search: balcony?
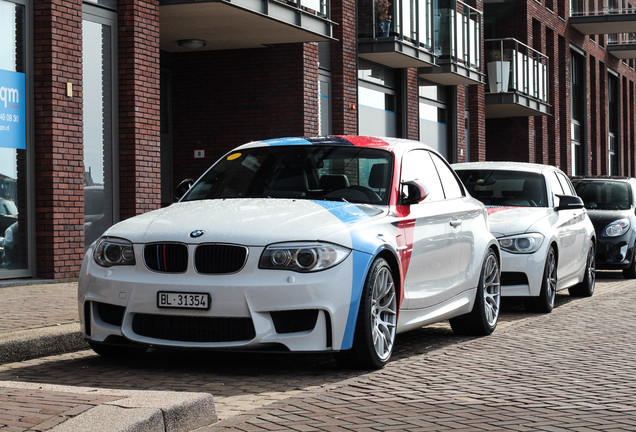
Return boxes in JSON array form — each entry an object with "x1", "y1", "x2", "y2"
[
  {"x1": 419, "y1": 0, "x2": 483, "y2": 85},
  {"x1": 569, "y1": 0, "x2": 636, "y2": 35},
  {"x1": 160, "y1": 0, "x2": 334, "y2": 52},
  {"x1": 484, "y1": 39, "x2": 550, "y2": 118},
  {"x1": 358, "y1": 0, "x2": 436, "y2": 68},
  {"x1": 608, "y1": 33, "x2": 636, "y2": 58}
]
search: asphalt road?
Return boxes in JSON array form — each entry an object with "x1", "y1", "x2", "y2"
[{"x1": 1, "y1": 271, "x2": 635, "y2": 431}]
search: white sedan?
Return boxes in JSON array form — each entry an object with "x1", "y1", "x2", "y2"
[
  {"x1": 79, "y1": 136, "x2": 501, "y2": 369},
  {"x1": 453, "y1": 162, "x2": 596, "y2": 313}
]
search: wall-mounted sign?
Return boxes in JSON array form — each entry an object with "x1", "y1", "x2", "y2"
[
  {"x1": 0, "y1": 69, "x2": 26, "y2": 150},
  {"x1": 194, "y1": 149, "x2": 205, "y2": 159}
]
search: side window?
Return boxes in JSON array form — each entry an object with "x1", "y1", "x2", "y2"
[
  {"x1": 400, "y1": 150, "x2": 444, "y2": 201},
  {"x1": 549, "y1": 172, "x2": 565, "y2": 203},
  {"x1": 556, "y1": 172, "x2": 575, "y2": 195},
  {"x1": 430, "y1": 152, "x2": 464, "y2": 199}
]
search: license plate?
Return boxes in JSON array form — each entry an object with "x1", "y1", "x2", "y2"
[{"x1": 157, "y1": 292, "x2": 210, "y2": 310}]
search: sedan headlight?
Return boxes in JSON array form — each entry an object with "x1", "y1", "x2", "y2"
[
  {"x1": 604, "y1": 218, "x2": 630, "y2": 237},
  {"x1": 259, "y1": 242, "x2": 351, "y2": 272},
  {"x1": 498, "y1": 233, "x2": 544, "y2": 254},
  {"x1": 94, "y1": 237, "x2": 136, "y2": 267}
]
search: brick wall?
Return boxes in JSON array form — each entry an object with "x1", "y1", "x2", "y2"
[
  {"x1": 485, "y1": 0, "x2": 636, "y2": 175},
  {"x1": 118, "y1": 0, "x2": 162, "y2": 220},
  {"x1": 34, "y1": 0, "x2": 84, "y2": 279},
  {"x1": 330, "y1": 0, "x2": 358, "y2": 134},
  {"x1": 170, "y1": 44, "x2": 320, "y2": 184}
]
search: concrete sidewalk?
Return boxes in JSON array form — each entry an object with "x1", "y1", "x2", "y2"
[{"x1": 0, "y1": 281, "x2": 218, "y2": 431}]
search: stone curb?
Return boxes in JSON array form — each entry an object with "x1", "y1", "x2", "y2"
[
  {"x1": 0, "y1": 382, "x2": 218, "y2": 432},
  {"x1": 0, "y1": 323, "x2": 88, "y2": 364}
]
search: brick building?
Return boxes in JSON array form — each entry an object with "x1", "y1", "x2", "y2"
[{"x1": 0, "y1": 0, "x2": 634, "y2": 280}]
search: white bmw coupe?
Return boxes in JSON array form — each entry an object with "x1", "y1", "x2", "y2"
[
  {"x1": 454, "y1": 162, "x2": 596, "y2": 313},
  {"x1": 79, "y1": 136, "x2": 501, "y2": 369}
]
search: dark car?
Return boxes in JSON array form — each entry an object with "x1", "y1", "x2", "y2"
[{"x1": 572, "y1": 177, "x2": 636, "y2": 278}]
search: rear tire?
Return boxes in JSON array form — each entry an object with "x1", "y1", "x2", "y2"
[
  {"x1": 335, "y1": 258, "x2": 397, "y2": 369},
  {"x1": 450, "y1": 249, "x2": 501, "y2": 335},
  {"x1": 569, "y1": 243, "x2": 596, "y2": 297},
  {"x1": 526, "y1": 246, "x2": 557, "y2": 313}
]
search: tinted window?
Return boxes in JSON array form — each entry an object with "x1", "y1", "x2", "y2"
[
  {"x1": 182, "y1": 145, "x2": 393, "y2": 205},
  {"x1": 574, "y1": 181, "x2": 631, "y2": 210},
  {"x1": 456, "y1": 169, "x2": 547, "y2": 207}
]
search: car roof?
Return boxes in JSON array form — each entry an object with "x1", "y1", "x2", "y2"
[
  {"x1": 452, "y1": 161, "x2": 561, "y2": 175},
  {"x1": 234, "y1": 136, "x2": 436, "y2": 157}
]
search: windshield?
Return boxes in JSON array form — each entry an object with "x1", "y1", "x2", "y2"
[
  {"x1": 456, "y1": 169, "x2": 548, "y2": 207},
  {"x1": 182, "y1": 145, "x2": 393, "y2": 205},
  {"x1": 573, "y1": 181, "x2": 631, "y2": 210}
]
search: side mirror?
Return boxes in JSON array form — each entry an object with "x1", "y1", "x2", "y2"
[
  {"x1": 400, "y1": 180, "x2": 429, "y2": 205},
  {"x1": 175, "y1": 178, "x2": 194, "y2": 200},
  {"x1": 556, "y1": 194, "x2": 584, "y2": 211}
]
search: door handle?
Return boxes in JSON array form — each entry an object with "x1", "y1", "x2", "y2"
[{"x1": 450, "y1": 218, "x2": 462, "y2": 228}]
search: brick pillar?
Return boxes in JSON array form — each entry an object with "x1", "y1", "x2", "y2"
[
  {"x1": 34, "y1": 0, "x2": 84, "y2": 279},
  {"x1": 118, "y1": 0, "x2": 161, "y2": 220},
  {"x1": 468, "y1": 84, "x2": 486, "y2": 162},
  {"x1": 405, "y1": 69, "x2": 419, "y2": 140},
  {"x1": 331, "y1": 0, "x2": 358, "y2": 134}
]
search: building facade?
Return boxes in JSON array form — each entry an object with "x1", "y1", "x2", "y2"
[{"x1": 0, "y1": 0, "x2": 634, "y2": 280}]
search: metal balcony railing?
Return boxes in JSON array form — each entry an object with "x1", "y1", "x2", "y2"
[
  {"x1": 435, "y1": 0, "x2": 482, "y2": 70},
  {"x1": 358, "y1": 0, "x2": 434, "y2": 50},
  {"x1": 273, "y1": 0, "x2": 329, "y2": 17},
  {"x1": 485, "y1": 38, "x2": 549, "y2": 103},
  {"x1": 608, "y1": 32, "x2": 636, "y2": 44},
  {"x1": 570, "y1": 0, "x2": 636, "y2": 16}
]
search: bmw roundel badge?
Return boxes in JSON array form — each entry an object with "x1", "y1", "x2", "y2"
[{"x1": 190, "y1": 230, "x2": 205, "y2": 238}]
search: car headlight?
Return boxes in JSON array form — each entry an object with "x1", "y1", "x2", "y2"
[
  {"x1": 498, "y1": 233, "x2": 544, "y2": 254},
  {"x1": 259, "y1": 242, "x2": 351, "y2": 272},
  {"x1": 604, "y1": 219, "x2": 630, "y2": 237},
  {"x1": 94, "y1": 237, "x2": 136, "y2": 267}
]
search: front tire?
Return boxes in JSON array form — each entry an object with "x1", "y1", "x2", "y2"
[
  {"x1": 336, "y1": 258, "x2": 397, "y2": 369},
  {"x1": 526, "y1": 246, "x2": 557, "y2": 313},
  {"x1": 569, "y1": 243, "x2": 596, "y2": 297},
  {"x1": 450, "y1": 249, "x2": 501, "y2": 335}
]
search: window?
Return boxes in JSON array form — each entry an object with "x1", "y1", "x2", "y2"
[
  {"x1": 0, "y1": 0, "x2": 31, "y2": 277},
  {"x1": 549, "y1": 172, "x2": 565, "y2": 198},
  {"x1": 430, "y1": 152, "x2": 463, "y2": 199},
  {"x1": 83, "y1": 5, "x2": 118, "y2": 248},
  {"x1": 570, "y1": 51, "x2": 585, "y2": 175},
  {"x1": 419, "y1": 82, "x2": 449, "y2": 158},
  {"x1": 358, "y1": 61, "x2": 398, "y2": 137},
  {"x1": 400, "y1": 150, "x2": 444, "y2": 202}
]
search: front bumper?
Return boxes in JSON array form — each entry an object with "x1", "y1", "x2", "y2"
[
  {"x1": 498, "y1": 246, "x2": 548, "y2": 297},
  {"x1": 78, "y1": 246, "x2": 360, "y2": 352},
  {"x1": 595, "y1": 237, "x2": 634, "y2": 269}
]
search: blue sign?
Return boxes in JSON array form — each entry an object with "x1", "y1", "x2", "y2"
[{"x1": 0, "y1": 69, "x2": 26, "y2": 150}]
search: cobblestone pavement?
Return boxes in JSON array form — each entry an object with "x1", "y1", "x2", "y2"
[
  {"x1": 0, "y1": 283, "x2": 77, "y2": 333},
  {"x1": 0, "y1": 273, "x2": 635, "y2": 431}
]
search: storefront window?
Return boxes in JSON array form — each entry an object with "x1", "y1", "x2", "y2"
[
  {"x1": 83, "y1": 5, "x2": 117, "y2": 247},
  {"x1": 358, "y1": 61, "x2": 398, "y2": 137},
  {"x1": 0, "y1": 0, "x2": 30, "y2": 277},
  {"x1": 419, "y1": 83, "x2": 449, "y2": 158}
]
